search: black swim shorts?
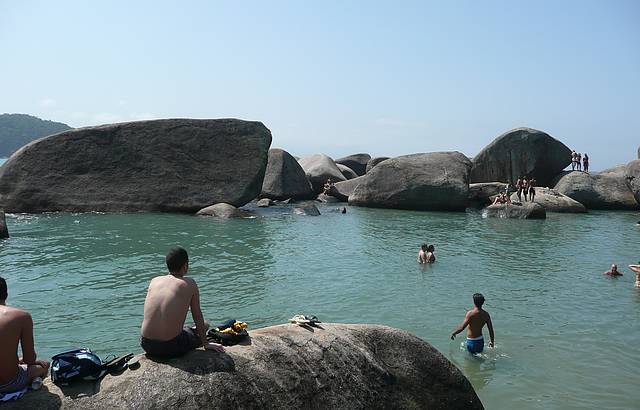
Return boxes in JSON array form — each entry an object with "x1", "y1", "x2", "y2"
[{"x1": 140, "y1": 327, "x2": 202, "y2": 358}]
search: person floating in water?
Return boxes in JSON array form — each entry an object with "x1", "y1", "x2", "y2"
[
  {"x1": 140, "y1": 247, "x2": 224, "y2": 357},
  {"x1": 418, "y1": 243, "x2": 429, "y2": 264},
  {"x1": 0, "y1": 277, "x2": 50, "y2": 396},
  {"x1": 603, "y1": 264, "x2": 623, "y2": 277},
  {"x1": 629, "y1": 264, "x2": 640, "y2": 288},
  {"x1": 425, "y1": 245, "x2": 436, "y2": 263},
  {"x1": 451, "y1": 293, "x2": 495, "y2": 354}
]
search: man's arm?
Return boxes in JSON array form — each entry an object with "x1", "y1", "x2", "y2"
[
  {"x1": 20, "y1": 312, "x2": 37, "y2": 365},
  {"x1": 450, "y1": 312, "x2": 470, "y2": 340},
  {"x1": 487, "y1": 314, "x2": 495, "y2": 347},
  {"x1": 189, "y1": 282, "x2": 224, "y2": 352}
]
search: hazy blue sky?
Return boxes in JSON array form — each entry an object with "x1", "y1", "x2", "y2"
[{"x1": 1, "y1": 1, "x2": 638, "y2": 169}]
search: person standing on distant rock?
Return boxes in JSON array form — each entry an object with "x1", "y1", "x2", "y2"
[
  {"x1": 0, "y1": 277, "x2": 50, "y2": 396},
  {"x1": 583, "y1": 153, "x2": 589, "y2": 173},
  {"x1": 451, "y1": 293, "x2": 495, "y2": 354},
  {"x1": 522, "y1": 176, "x2": 529, "y2": 202},
  {"x1": 629, "y1": 264, "x2": 640, "y2": 288},
  {"x1": 418, "y1": 243, "x2": 429, "y2": 264},
  {"x1": 140, "y1": 247, "x2": 224, "y2": 357},
  {"x1": 515, "y1": 177, "x2": 523, "y2": 202},
  {"x1": 576, "y1": 153, "x2": 582, "y2": 171},
  {"x1": 603, "y1": 264, "x2": 623, "y2": 277},
  {"x1": 571, "y1": 150, "x2": 577, "y2": 171},
  {"x1": 529, "y1": 178, "x2": 536, "y2": 202}
]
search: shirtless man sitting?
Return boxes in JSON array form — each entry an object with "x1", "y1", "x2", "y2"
[
  {"x1": 603, "y1": 264, "x2": 623, "y2": 277},
  {"x1": 140, "y1": 247, "x2": 224, "y2": 357},
  {"x1": 450, "y1": 293, "x2": 495, "y2": 354},
  {"x1": 0, "y1": 277, "x2": 49, "y2": 395}
]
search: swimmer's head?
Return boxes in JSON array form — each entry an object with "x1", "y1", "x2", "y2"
[
  {"x1": 166, "y1": 247, "x2": 189, "y2": 274},
  {"x1": 611, "y1": 264, "x2": 618, "y2": 272},
  {"x1": 421, "y1": 243, "x2": 428, "y2": 251},
  {"x1": 473, "y1": 293, "x2": 485, "y2": 308},
  {"x1": 427, "y1": 245, "x2": 434, "y2": 252}
]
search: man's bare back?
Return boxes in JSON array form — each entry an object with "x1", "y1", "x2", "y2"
[
  {"x1": 0, "y1": 306, "x2": 29, "y2": 384},
  {"x1": 141, "y1": 274, "x2": 196, "y2": 341},
  {"x1": 462, "y1": 308, "x2": 492, "y2": 339},
  {"x1": 451, "y1": 293, "x2": 495, "y2": 354}
]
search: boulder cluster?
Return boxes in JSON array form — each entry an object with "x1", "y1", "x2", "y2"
[{"x1": 0, "y1": 120, "x2": 637, "y2": 219}]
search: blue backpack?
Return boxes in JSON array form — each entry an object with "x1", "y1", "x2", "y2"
[{"x1": 50, "y1": 349, "x2": 106, "y2": 386}]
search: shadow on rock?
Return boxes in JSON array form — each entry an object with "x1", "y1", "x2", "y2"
[{"x1": 146, "y1": 350, "x2": 236, "y2": 375}]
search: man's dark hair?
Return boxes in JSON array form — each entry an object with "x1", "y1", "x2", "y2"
[
  {"x1": 473, "y1": 293, "x2": 485, "y2": 308},
  {"x1": 166, "y1": 247, "x2": 188, "y2": 273},
  {"x1": 0, "y1": 277, "x2": 7, "y2": 301}
]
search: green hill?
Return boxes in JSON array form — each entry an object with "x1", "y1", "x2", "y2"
[{"x1": 0, "y1": 113, "x2": 72, "y2": 157}]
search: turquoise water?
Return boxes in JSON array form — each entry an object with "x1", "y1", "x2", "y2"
[{"x1": 1, "y1": 155, "x2": 640, "y2": 408}]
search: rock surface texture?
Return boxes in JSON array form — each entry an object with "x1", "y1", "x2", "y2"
[
  {"x1": 4, "y1": 324, "x2": 483, "y2": 410},
  {"x1": 336, "y1": 163, "x2": 358, "y2": 180},
  {"x1": 331, "y1": 176, "x2": 367, "y2": 201},
  {"x1": 0, "y1": 209, "x2": 8, "y2": 239},
  {"x1": 470, "y1": 128, "x2": 571, "y2": 187},
  {"x1": 483, "y1": 202, "x2": 546, "y2": 219},
  {"x1": 196, "y1": 203, "x2": 251, "y2": 218},
  {"x1": 553, "y1": 168, "x2": 639, "y2": 210},
  {"x1": 293, "y1": 203, "x2": 321, "y2": 216},
  {"x1": 366, "y1": 157, "x2": 390, "y2": 173},
  {"x1": 624, "y1": 159, "x2": 640, "y2": 204},
  {"x1": 298, "y1": 154, "x2": 346, "y2": 194},
  {"x1": 0, "y1": 119, "x2": 272, "y2": 213},
  {"x1": 349, "y1": 152, "x2": 472, "y2": 211},
  {"x1": 260, "y1": 148, "x2": 314, "y2": 200},
  {"x1": 335, "y1": 153, "x2": 371, "y2": 176},
  {"x1": 510, "y1": 187, "x2": 587, "y2": 213}
]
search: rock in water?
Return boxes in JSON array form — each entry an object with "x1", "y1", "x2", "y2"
[
  {"x1": 349, "y1": 152, "x2": 472, "y2": 211},
  {"x1": 336, "y1": 163, "x2": 358, "y2": 180},
  {"x1": 196, "y1": 203, "x2": 250, "y2": 218},
  {"x1": 316, "y1": 193, "x2": 341, "y2": 203},
  {"x1": 553, "y1": 167, "x2": 639, "y2": 210},
  {"x1": 331, "y1": 175, "x2": 367, "y2": 201},
  {"x1": 260, "y1": 148, "x2": 314, "y2": 200},
  {"x1": 0, "y1": 119, "x2": 271, "y2": 213},
  {"x1": 366, "y1": 156, "x2": 390, "y2": 173},
  {"x1": 293, "y1": 203, "x2": 321, "y2": 216},
  {"x1": 510, "y1": 187, "x2": 587, "y2": 213},
  {"x1": 468, "y1": 182, "x2": 508, "y2": 207},
  {"x1": 484, "y1": 202, "x2": 546, "y2": 219},
  {"x1": 625, "y1": 159, "x2": 640, "y2": 204},
  {"x1": 335, "y1": 153, "x2": 371, "y2": 176},
  {"x1": 256, "y1": 198, "x2": 272, "y2": 207},
  {"x1": 4, "y1": 324, "x2": 483, "y2": 410},
  {"x1": 0, "y1": 209, "x2": 8, "y2": 239},
  {"x1": 471, "y1": 128, "x2": 571, "y2": 187},
  {"x1": 298, "y1": 154, "x2": 346, "y2": 193}
]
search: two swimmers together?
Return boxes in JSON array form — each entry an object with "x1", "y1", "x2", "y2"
[{"x1": 417, "y1": 243, "x2": 436, "y2": 264}]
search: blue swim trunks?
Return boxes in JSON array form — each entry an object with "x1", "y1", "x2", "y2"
[{"x1": 466, "y1": 336, "x2": 484, "y2": 354}]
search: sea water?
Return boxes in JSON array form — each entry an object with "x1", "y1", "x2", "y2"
[{"x1": 1, "y1": 160, "x2": 639, "y2": 409}]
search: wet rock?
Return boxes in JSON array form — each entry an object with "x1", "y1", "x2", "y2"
[
  {"x1": 4, "y1": 324, "x2": 483, "y2": 410},
  {"x1": 624, "y1": 159, "x2": 640, "y2": 204},
  {"x1": 510, "y1": 186, "x2": 586, "y2": 213},
  {"x1": 553, "y1": 167, "x2": 639, "y2": 210},
  {"x1": 260, "y1": 148, "x2": 314, "y2": 200},
  {"x1": 196, "y1": 203, "x2": 250, "y2": 218},
  {"x1": 293, "y1": 203, "x2": 321, "y2": 216},
  {"x1": 316, "y1": 194, "x2": 341, "y2": 203},
  {"x1": 336, "y1": 163, "x2": 358, "y2": 180},
  {"x1": 256, "y1": 198, "x2": 273, "y2": 208},
  {"x1": 483, "y1": 202, "x2": 546, "y2": 219},
  {"x1": 366, "y1": 157, "x2": 390, "y2": 173},
  {"x1": 0, "y1": 209, "x2": 8, "y2": 239},
  {"x1": 331, "y1": 176, "x2": 367, "y2": 201},
  {"x1": 335, "y1": 153, "x2": 371, "y2": 176},
  {"x1": 471, "y1": 127, "x2": 571, "y2": 187},
  {"x1": 468, "y1": 182, "x2": 508, "y2": 207},
  {"x1": 298, "y1": 154, "x2": 346, "y2": 194},
  {"x1": 349, "y1": 152, "x2": 472, "y2": 211}
]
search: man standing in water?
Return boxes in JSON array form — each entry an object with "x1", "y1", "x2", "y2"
[
  {"x1": 0, "y1": 277, "x2": 50, "y2": 395},
  {"x1": 141, "y1": 247, "x2": 224, "y2": 357},
  {"x1": 450, "y1": 293, "x2": 495, "y2": 354}
]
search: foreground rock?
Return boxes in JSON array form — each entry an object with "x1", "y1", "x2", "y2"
[
  {"x1": 350, "y1": 152, "x2": 472, "y2": 211},
  {"x1": 298, "y1": 154, "x2": 346, "y2": 193},
  {"x1": 196, "y1": 203, "x2": 251, "y2": 218},
  {"x1": 468, "y1": 182, "x2": 507, "y2": 208},
  {"x1": 553, "y1": 168, "x2": 639, "y2": 210},
  {"x1": 510, "y1": 187, "x2": 587, "y2": 213},
  {"x1": 366, "y1": 156, "x2": 390, "y2": 173},
  {"x1": 331, "y1": 176, "x2": 367, "y2": 201},
  {"x1": 335, "y1": 153, "x2": 371, "y2": 176},
  {"x1": 0, "y1": 119, "x2": 272, "y2": 213},
  {"x1": 260, "y1": 148, "x2": 314, "y2": 200},
  {"x1": 625, "y1": 159, "x2": 640, "y2": 204},
  {"x1": 0, "y1": 209, "x2": 8, "y2": 239},
  {"x1": 470, "y1": 127, "x2": 571, "y2": 186},
  {"x1": 483, "y1": 202, "x2": 546, "y2": 219},
  {"x1": 5, "y1": 324, "x2": 482, "y2": 410},
  {"x1": 336, "y1": 163, "x2": 358, "y2": 180}
]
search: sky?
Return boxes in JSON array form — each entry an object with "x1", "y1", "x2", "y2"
[{"x1": 1, "y1": 0, "x2": 639, "y2": 169}]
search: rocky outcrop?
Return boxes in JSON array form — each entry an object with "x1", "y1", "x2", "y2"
[
  {"x1": 335, "y1": 153, "x2": 371, "y2": 176},
  {"x1": 256, "y1": 198, "x2": 273, "y2": 207},
  {"x1": 366, "y1": 157, "x2": 390, "y2": 173},
  {"x1": 0, "y1": 119, "x2": 272, "y2": 213},
  {"x1": 5, "y1": 324, "x2": 482, "y2": 410},
  {"x1": 470, "y1": 127, "x2": 571, "y2": 186},
  {"x1": 196, "y1": 203, "x2": 251, "y2": 218},
  {"x1": 349, "y1": 152, "x2": 472, "y2": 211},
  {"x1": 553, "y1": 167, "x2": 639, "y2": 210},
  {"x1": 625, "y1": 160, "x2": 640, "y2": 204},
  {"x1": 510, "y1": 187, "x2": 587, "y2": 213},
  {"x1": 298, "y1": 154, "x2": 346, "y2": 193},
  {"x1": 260, "y1": 148, "x2": 314, "y2": 200},
  {"x1": 483, "y1": 202, "x2": 546, "y2": 219},
  {"x1": 293, "y1": 203, "x2": 321, "y2": 216},
  {"x1": 0, "y1": 209, "x2": 8, "y2": 239},
  {"x1": 331, "y1": 176, "x2": 367, "y2": 201},
  {"x1": 468, "y1": 182, "x2": 507, "y2": 207},
  {"x1": 336, "y1": 163, "x2": 358, "y2": 180}
]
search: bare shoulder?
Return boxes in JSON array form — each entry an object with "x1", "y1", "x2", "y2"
[
  {"x1": 3, "y1": 306, "x2": 31, "y2": 322},
  {"x1": 183, "y1": 276, "x2": 198, "y2": 289}
]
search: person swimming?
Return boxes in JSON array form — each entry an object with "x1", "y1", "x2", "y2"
[
  {"x1": 603, "y1": 264, "x2": 623, "y2": 277},
  {"x1": 451, "y1": 293, "x2": 495, "y2": 354},
  {"x1": 425, "y1": 245, "x2": 436, "y2": 263},
  {"x1": 418, "y1": 243, "x2": 429, "y2": 264}
]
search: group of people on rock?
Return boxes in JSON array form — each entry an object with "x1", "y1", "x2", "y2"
[
  {"x1": 514, "y1": 176, "x2": 536, "y2": 203},
  {"x1": 571, "y1": 150, "x2": 589, "y2": 173},
  {"x1": 604, "y1": 263, "x2": 640, "y2": 288}
]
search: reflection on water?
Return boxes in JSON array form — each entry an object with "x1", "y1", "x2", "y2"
[{"x1": 1, "y1": 206, "x2": 639, "y2": 409}]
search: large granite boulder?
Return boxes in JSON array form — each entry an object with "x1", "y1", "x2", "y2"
[
  {"x1": 196, "y1": 203, "x2": 251, "y2": 218},
  {"x1": 5, "y1": 324, "x2": 482, "y2": 410},
  {"x1": 0, "y1": 119, "x2": 272, "y2": 213},
  {"x1": 468, "y1": 182, "x2": 508, "y2": 208},
  {"x1": 349, "y1": 152, "x2": 472, "y2": 211},
  {"x1": 625, "y1": 159, "x2": 640, "y2": 204},
  {"x1": 471, "y1": 128, "x2": 571, "y2": 186},
  {"x1": 0, "y1": 209, "x2": 8, "y2": 239},
  {"x1": 331, "y1": 176, "x2": 367, "y2": 201},
  {"x1": 483, "y1": 202, "x2": 546, "y2": 219},
  {"x1": 260, "y1": 148, "x2": 314, "y2": 200},
  {"x1": 510, "y1": 187, "x2": 587, "y2": 213},
  {"x1": 553, "y1": 167, "x2": 639, "y2": 210},
  {"x1": 366, "y1": 156, "x2": 390, "y2": 173},
  {"x1": 335, "y1": 153, "x2": 371, "y2": 176},
  {"x1": 298, "y1": 154, "x2": 346, "y2": 193},
  {"x1": 336, "y1": 163, "x2": 358, "y2": 180}
]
